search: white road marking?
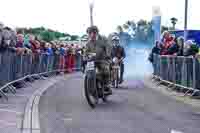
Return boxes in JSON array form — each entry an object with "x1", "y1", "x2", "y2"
[
  {"x1": 63, "y1": 118, "x2": 72, "y2": 121},
  {"x1": 0, "y1": 109, "x2": 22, "y2": 115},
  {"x1": 63, "y1": 118, "x2": 73, "y2": 123},
  {"x1": 0, "y1": 120, "x2": 16, "y2": 126},
  {"x1": 171, "y1": 129, "x2": 184, "y2": 133}
]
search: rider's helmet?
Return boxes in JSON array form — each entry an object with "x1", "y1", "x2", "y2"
[
  {"x1": 111, "y1": 35, "x2": 120, "y2": 46},
  {"x1": 86, "y1": 26, "x2": 99, "y2": 34},
  {"x1": 86, "y1": 26, "x2": 99, "y2": 41}
]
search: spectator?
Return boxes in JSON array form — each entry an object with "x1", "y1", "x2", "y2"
[
  {"x1": 81, "y1": 46, "x2": 87, "y2": 73},
  {"x1": 160, "y1": 34, "x2": 174, "y2": 55},
  {"x1": 16, "y1": 34, "x2": 24, "y2": 48},
  {"x1": 71, "y1": 44, "x2": 76, "y2": 69},
  {"x1": 60, "y1": 44, "x2": 66, "y2": 56},
  {"x1": 16, "y1": 34, "x2": 26, "y2": 54},
  {"x1": 176, "y1": 37, "x2": 184, "y2": 56},
  {"x1": 39, "y1": 41, "x2": 46, "y2": 53},
  {"x1": 51, "y1": 42, "x2": 58, "y2": 55},
  {"x1": 160, "y1": 31, "x2": 170, "y2": 44},
  {"x1": 45, "y1": 43, "x2": 54, "y2": 71},
  {"x1": 67, "y1": 44, "x2": 75, "y2": 72},
  {"x1": 0, "y1": 26, "x2": 14, "y2": 52},
  {"x1": 30, "y1": 35, "x2": 40, "y2": 54},
  {"x1": 23, "y1": 34, "x2": 31, "y2": 49},
  {"x1": 183, "y1": 40, "x2": 199, "y2": 56},
  {"x1": 148, "y1": 41, "x2": 161, "y2": 63},
  {"x1": 9, "y1": 29, "x2": 17, "y2": 51},
  {"x1": 0, "y1": 22, "x2": 4, "y2": 52},
  {"x1": 35, "y1": 41, "x2": 41, "y2": 53},
  {"x1": 75, "y1": 45, "x2": 81, "y2": 70},
  {"x1": 51, "y1": 42, "x2": 59, "y2": 70},
  {"x1": 167, "y1": 37, "x2": 179, "y2": 55},
  {"x1": 46, "y1": 43, "x2": 53, "y2": 56},
  {"x1": 59, "y1": 44, "x2": 65, "y2": 71}
]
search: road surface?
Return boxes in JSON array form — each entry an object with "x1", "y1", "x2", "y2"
[{"x1": 39, "y1": 73, "x2": 200, "y2": 133}]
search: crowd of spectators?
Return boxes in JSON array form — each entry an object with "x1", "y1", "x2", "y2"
[
  {"x1": 0, "y1": 22, "x2": 84, "y2": 73},
  {"x1": 149, "y1": 31, "x2": 200, "y2": 63}
]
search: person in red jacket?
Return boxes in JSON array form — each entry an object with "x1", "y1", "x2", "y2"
[{"x1": 160, "y1": 32, "x2": 175, "y2": 55}]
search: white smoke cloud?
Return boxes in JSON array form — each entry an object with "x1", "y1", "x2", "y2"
[{"x1": 124, "y1": 42, "x2": 153, "y2": 78}]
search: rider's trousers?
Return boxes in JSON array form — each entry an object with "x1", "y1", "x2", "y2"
[{"x1": 120, "y1": 63, "x2": 124, "y2": 81}]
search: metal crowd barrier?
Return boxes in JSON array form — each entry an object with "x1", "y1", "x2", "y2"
[
  {"x1": 0, "y1": 50, "x2": 82, "y2": 100},
  {"x1": 152, "y1": 54, "x2": 200, "y2": 97}
]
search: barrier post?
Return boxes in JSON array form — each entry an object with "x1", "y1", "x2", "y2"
[
  {"x1": 192, "y1": 58, "x2": 196, "y2": 89},
  {"x1": 167, "y1": 56, "x2": 171, "y2": 81},
  {"x1": 172, "y1": 56, "x2": 176, "y2": 83},
  {"x1": 38, "y1": 54, "x2": 42, "y2": 73},
  {"x1": 153, "y1": 54, "x2": 156, "y2": 75},
  {"x1": 159, "y1": 55, "x2": 162, "y2": 78},
  {"x1": 181, "y1": 57, "x2": 187, "y2": 87},
  {"x1": 46, "y1": 54, "x2": 50, "y2": 72}
]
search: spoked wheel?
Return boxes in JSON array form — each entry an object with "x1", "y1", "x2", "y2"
[
  {"x1": 116, "y1": 70, "x2": 119, "y2": 88},
  {"x1": 84, "y1": 76, "x2": 98, "y2": 108},
  {"x1": 112, "y1": 69, "x2": 119, "y2": 88}
]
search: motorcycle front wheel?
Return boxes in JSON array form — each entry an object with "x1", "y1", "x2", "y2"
[
  {"x1": 84, "y1": 75, "x2": 98, "y2": 108},
  {"x1": 112, "y1": 68, "x2": 119, "y2": 88},
  {"x1": 115, "y1": 69, "x2": 119, "y2": 88}
]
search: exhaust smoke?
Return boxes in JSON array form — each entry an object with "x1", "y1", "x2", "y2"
[{"x1": 124, "y1": 42, "x2": 153, "y2": 79}]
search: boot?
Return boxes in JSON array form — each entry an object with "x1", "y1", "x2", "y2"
[
  {"x1": 104, "y1": 85, "x2": 112, "y2": 95},
  {"x1": 119, "y1": 77, "x2": 124, "y2": 84}
]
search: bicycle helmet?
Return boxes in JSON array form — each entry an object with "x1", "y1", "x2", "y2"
[{"x1": 111, "y1": 35, "x2": 120, "y2": 41}]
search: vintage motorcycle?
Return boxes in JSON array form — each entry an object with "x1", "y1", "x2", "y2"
[
  {"x1": 84, "y1": 53, "x2": 112, "y2": 108},
  {"x1": 110, "y1": 57, "x2": 124, "y2": 88}
]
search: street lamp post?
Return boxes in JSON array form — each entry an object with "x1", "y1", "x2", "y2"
[
  {"x1": 184, "y1": 0, "x2": 188, "y2": 41},
  {"x1": 89, "y1": 0, "x2": 94, "y2": 26}
]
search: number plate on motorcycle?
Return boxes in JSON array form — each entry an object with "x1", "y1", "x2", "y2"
[
  {"x1": 113, "y1": 66, "x2": 120, "y2": 69},
  {"x1": 86, "y1": 61, "x2": 95, "y2": 70}
]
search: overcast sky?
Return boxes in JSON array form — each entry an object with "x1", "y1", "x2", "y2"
[{"x1": 0, "y1": 0, "x2": 199, "y2": 35}]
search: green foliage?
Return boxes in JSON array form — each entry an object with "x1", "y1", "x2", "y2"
[
  {"x1": 117, "y1": 25, "x2": 123, "y2": 33},
  {"x1": 117, "y1": 19, "x2": 154, "y2": 43},
  {"x1": 15, "y1": 27, "x2": 79, "y2": 42},
  {"x1": 70, "y1": 35, "x2": 79, "y2": 41},
  {"x1": 191, "y1": 44, "x2": 199, "y2": 53},
  {"x1": 40, "y1": 31, "x2": 55, "y2": 42},
  {"x1": 161, "y1": 26, "x2": 169, "y2": 33}
]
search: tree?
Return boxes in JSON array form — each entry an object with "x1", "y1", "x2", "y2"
[
  {"x1": 81, "y1": 34, "x2": 88, "y2": 39},
  {"x1": 117, "y1": 25, "x2": 123, "y2": 33},
  {"x1": 129, "y1": 20, "x2": 136, "y2": 31},
  {"x1": 70, "y1": 35, "x2": 79, "y2": 41},
  {"x1": 170, "y1": 17, "x2": 178, "y2": 30},
  {"x1": 40, "y1": 31, "x2": 55, "y2": 42},
  {"x1": 137, "y1": 19, "x2": 147, "y2": 27},
  {"x1": 161, "y1": 26, "x2": 169, "y2": 33},
  {"x1": 123, "y1": 24, "x2": 129, "y2": 30},
  {"x1": 135, "y1": 19, "x2": 148, "y2": 41}
]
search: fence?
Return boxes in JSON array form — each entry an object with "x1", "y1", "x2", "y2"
[
  {"x1": 152, "y1": 54, "x2": 200, "y2": 96},
  {"x1": 0, "y1": 50, "x2": 82, "y2": 100}
]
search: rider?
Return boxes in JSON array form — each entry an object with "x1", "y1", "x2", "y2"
[
  {"x1": 85, "y1": 26, "x2": 112, "y2": 94},
  {"x1": 111, "y1": 35, "x2": 126, "y2": 84}
]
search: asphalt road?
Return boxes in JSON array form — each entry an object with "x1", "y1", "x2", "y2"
[{"x1": 39, "y1": 73, "x2": 200, "y2": 133}]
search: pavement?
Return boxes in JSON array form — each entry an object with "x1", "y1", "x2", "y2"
[
  {"x1": 39, "y1": 73, "x2": 200, "y2": 133},
  {"x1": 0, "y1": 75, "x2": 64, "y2": 133}
]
